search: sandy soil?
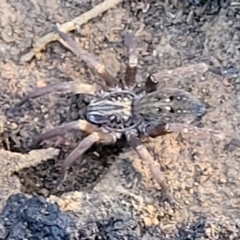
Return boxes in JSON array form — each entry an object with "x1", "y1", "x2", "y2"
[{"x1": 1, "y1": 0, "x2": 240, "y2": 239}]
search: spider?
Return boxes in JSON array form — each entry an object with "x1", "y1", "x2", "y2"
[{"x1": 9, "y1": 27, "x2": 240, "y2": 205}]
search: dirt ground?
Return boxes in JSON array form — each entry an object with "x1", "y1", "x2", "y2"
[{"x1": 1, "y1": 0, "x2": 240, "y2": 239}]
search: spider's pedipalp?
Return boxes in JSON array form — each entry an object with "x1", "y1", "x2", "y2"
[
  {"x1": 146, "y1": 122, "x2": 240, "y2": 148},
  {"x1": 28, "y1": 120, "x2": 100, "y2": 150},
  {"x1": 167, "y1": 123, "x2": 240, "y2": 148},
  {"x1": 145, "y1": 74, "x2": 158, "y2": 93},
  {"x1": 144, "y1": 123, "x2": 169, "y2": 138},
  {"x1": 124, "y1": 31, "x2": 138, "y2": 87},
  {"x1": 9, "y1": 82, "x2": 98, "y2": 113},
  {"x1": 56, "y1": 28, "x2": 117, "y2": 88},
  {"x1": 59, "y1": 131, "x2": 117, "y2": 185}
]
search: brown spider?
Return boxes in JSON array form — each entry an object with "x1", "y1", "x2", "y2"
[{"x1": 10, "y1": 27, "x2": 240, "y2": 205}]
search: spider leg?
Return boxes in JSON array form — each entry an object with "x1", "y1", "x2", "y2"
[
  {"x1": 59, "y1": 131, "x2": 117, "y2": 185},
  {"x1": 127, "y1": 133, "x2": 176, "y2": 206},
  {"x1": 124, "y1": 31, "x2": 138, "y2": 87},
  {"x1": 28, "y1": 120, "x2": 100, "y2": 150},
  {"x1": 9, "y1": 82, "x2": 98, "y2": 113},
  {"x1": 136, "y1": 144, "x2": 175, "y2": 205},
  {"x1": 146, "y1": 123, "x2": 240, "y2": 148},
  {"x1": 56, "y1": 28, "x2": 117, "y2": 88},
  {"x1": 152, "y1": 63, "x2": 209, "y2": 81}
]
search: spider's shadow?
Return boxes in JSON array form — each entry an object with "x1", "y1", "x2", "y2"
[{"x1": 13, "y1": 137, "x2": 129, "y2": 197}]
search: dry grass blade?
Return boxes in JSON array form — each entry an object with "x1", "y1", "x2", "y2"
[
  {"x1": 20, "y1": 0, "x2": 123, "y2": 63},
  {"x1": 0, "y1": 148, "x2": 60, "y2": 171}
]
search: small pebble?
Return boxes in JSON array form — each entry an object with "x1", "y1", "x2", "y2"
[{"x1": 11, "y1": 122, "x2": 18, "y2": 130}]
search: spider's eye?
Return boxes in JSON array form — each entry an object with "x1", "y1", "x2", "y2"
[
  {"x1": 169, "y1": 96, "x2": 174, "y2": 101},
  {"x1": 165, "y1": 106, "x2": 175, "y2": 113}
]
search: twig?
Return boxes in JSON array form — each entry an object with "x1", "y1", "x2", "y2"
[{"x1": 20, "y1": 0, "x2": 123, "y2": 63}]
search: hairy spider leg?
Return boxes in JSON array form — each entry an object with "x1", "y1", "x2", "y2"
[
  {"x1": 58, "y1": 132, "x2": 116, "y2": 185},
  {"x1": 9, "y1": 82, "x2": 97, "y2": 113},
  {"x1": 28, "y1": 120, "x2": 100, "y2": 149},
  {"x1": 124, "y1": 31, "x2": 138, "y2": 87},
  {"x1": 27, "y1": 119, "x2": 116, "y2": 186},
  {"x1": 127, "y1": 133, "x2": 176, "y2": 206},
  {"x1": 152, "y1": 63, "x2": 209, "y2": 81},
  {"x1": 56, "y1": 28, "x2": 117, "y2": 88}
]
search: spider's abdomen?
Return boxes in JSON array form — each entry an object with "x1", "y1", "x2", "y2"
[{"x1": 86, "y1": 90, "x2": 141, "y2": 132}]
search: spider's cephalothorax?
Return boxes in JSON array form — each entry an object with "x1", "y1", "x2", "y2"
[{"x1": 10, "y1": 28, "x2": 240, "y2": 206}]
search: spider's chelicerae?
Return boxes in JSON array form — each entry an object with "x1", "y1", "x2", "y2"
[{"x1": 11, "y1": 28, "x2": 240, "y2": 205}]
